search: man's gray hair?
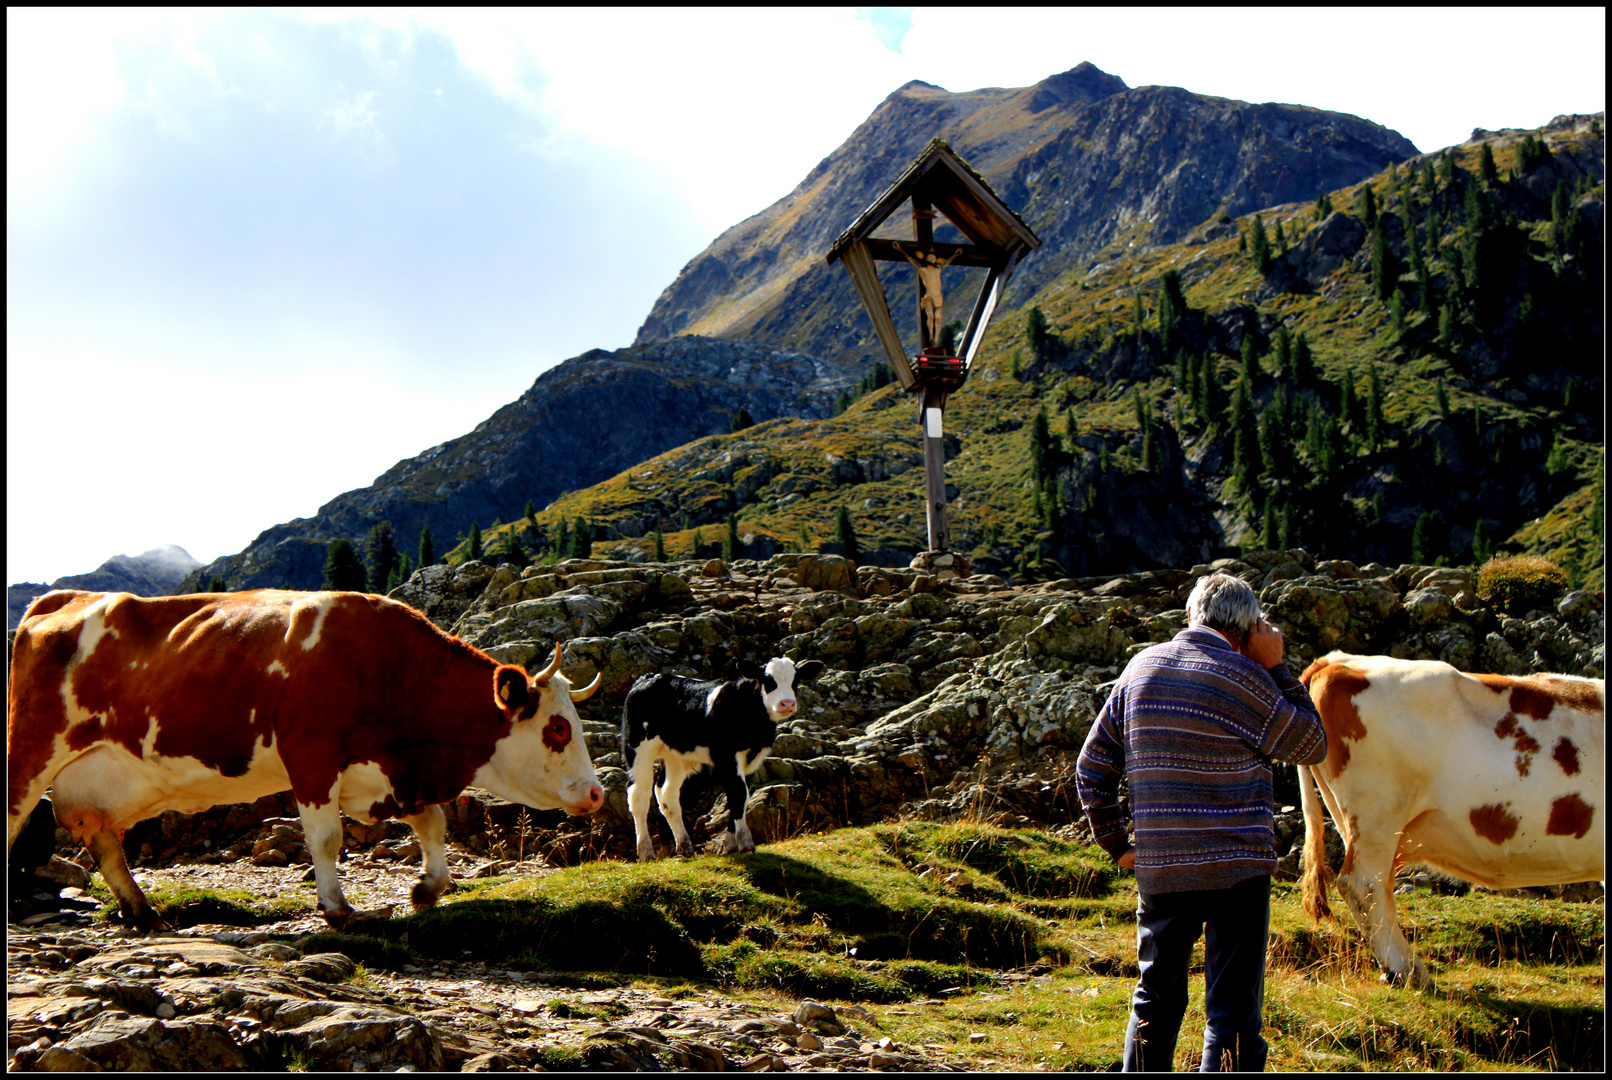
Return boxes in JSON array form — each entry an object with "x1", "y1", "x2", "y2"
[{"x1": 1185, "y1": 573, "x2": 1261, "y2": 638}]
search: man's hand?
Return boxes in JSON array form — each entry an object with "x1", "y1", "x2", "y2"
[
  {"x1": 1118, "y1": 847, "x2": 1136, "y2": 870},
  {"x1": 1242, "y1": 618, "x2": 1285, "y2": 669}
]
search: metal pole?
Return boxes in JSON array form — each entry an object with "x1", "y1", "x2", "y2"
[{"x1": 921, "y1": 383, "x2": 948, "y2": 553}]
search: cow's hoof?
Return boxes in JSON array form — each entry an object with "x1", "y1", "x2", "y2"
[
  {"x1": 636, "y1": 844, "x2": 657, "y2": 862},
  {"x1": 411, "y1": 881, "x2": 444, "y2": 910},
  {"x1": 675, "y1": 839, "x2": 695, "y2": 857},
  {"x1": 321, "y1": 905, "x2": 356, "y2": 929}
]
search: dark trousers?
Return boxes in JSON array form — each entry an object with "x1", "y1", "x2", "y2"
[{"x1": 1122, "y1": 874, "x2": 1271, "y2": 1072}]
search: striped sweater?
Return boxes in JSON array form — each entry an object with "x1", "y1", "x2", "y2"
[{"x1": 1075, "y1": 626, "x2": 1327, "y2": 894}]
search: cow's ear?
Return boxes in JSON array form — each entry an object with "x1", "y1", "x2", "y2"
[
  {"x1": 735, "y1": 660, "x2": 764, "y2": 681},
  {"x1": 494, "y1": 666, "x2": 531, "y2": 713},
  {"x1": 794, "y1": 660, "x2": 825, "y2": 683}
]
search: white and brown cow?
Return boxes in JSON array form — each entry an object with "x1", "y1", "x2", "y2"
[
  {"x1": 1298, "y1": 652, "x2": 1604, "y2": 989},
  {"x1": 7, "y1": 589, "x2": 604, "y2": 930}
]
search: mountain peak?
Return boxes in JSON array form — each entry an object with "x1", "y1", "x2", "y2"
[{"x1": 1025, "y1": 62, "x2": 1128, "y2": 112}]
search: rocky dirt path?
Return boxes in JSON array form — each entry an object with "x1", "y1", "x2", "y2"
[{"x1": 7, "y1": 846, "x2": 985, "y2": 1072}]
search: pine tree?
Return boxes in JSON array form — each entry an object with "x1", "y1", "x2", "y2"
[
  {"x1": 208, "y1": 576, "x2": 228, "y2": 594},
  {"x1": 1391, "y1": 289, "x2": 1406, "y2": 336},
  {"x1": 1026, "y1": 306, "x2": 1050, "y2": 358},
  {"x1": 1240, "y1": 332, "x2": 1260, "y2": 386},
  {"x1": 724, "y1": 511, "x2": 740, "y2": 561},
  {"x1": 418, "y1": 524, "x2": 436, "y2": 569},
  {"x1": 322, "y1": 539, "x2": 367, "y2": 591},
  {"x1": 1314, "y1": 191, "x2": 1333, "y2": 219},
  {"x1": 834, "y1": 506, "x2": 859, "y2": 563},
  {"x1": 1371, "y1": 218, "x2": 1396, "y2": 300},
  {"x1": 1471, "y1": 519, "x2": 1493, "y2": 565},
  {"x1": 1341, "y1": 369, "x2": 1359, "y2": 432},
  {"x1": 1479, "y1": 142, "x2": 1499, "y2": 187},
  {"x1": 1411, "y1": 510, "x2": 1447, "y2": 565},
  {"x1": 366, "y1": 520, "x2": 399, "y2": 594},
  {"x1": 554, "y1": 518, "x2": 569, "y2": 560},
  {"x1": 1437, "y1": 148, "x2": 1456, "y2": 189},
  {"x1": 1435, "y1": 378, "x2": 1450, "y2": 420},
  {"x1": 1262, "y1": 501, "x2": 1278, "y2": 549},
  {"x1": 573, "y1": 516, "x2": 591, "y2": 558},
  {"x1": 798, "y1": 523, "x2": 813, "y2": 554},
  {"x1": 1438, "y1": 300, "x2": 1456, "y2": 350},
  {"x1": 1274, "y1": 326, "x2": 1293, "y2": 381},
  {"x1": 1250, "y1": 214, "x2": 1272, "y2": 273},
  {"x1": 1278, "y1": 504, "x2": 1294, "y2": 551},
  {"x1": 691, "y1": 526, "x2": 704, "y2": 557},
  {"x1": 653, "y1": 524, "x2": 666, "y2": 562},
  {"x1": 525, "y1": 500, "x2": 537, "y2": 528},
  {"x1": 1545, "y1": 431, "x2": 1572, "y2": 478},
  {"x1": 1359, "y1": 185, "x2": 1378, "y2": 230},
  {"x1": 1366, "y1": 365, "x2": 1385, "y2": 452},
  {"x1": 1029, "y1": 405, "x2": 1052, "y2": 483},
  {"x1": 468, "y1": 521, "x2": 484, "y2": 563},
  {"x1": 1231, "y1": 381, "x2": 1261, "y2": 488},
  {"x1": 1293, "y1": 333, "x2": 1313, "y2": 388},
  {"x1": 730, "y1": 407, "x2": 756, "y2": 433}
]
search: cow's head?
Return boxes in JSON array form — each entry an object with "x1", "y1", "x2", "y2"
[
  {"x1": 476, "y1": 643, "x2": 604, "y2": 816},
  {"x1": 736, "y1": 657, "x2": 825, "y2": 722}
]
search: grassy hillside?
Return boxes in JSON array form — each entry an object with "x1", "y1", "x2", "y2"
[{"x1": 451, "y1": 117, "x2": 1604, "y2": 592}]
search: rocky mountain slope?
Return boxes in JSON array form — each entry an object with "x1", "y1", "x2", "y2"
[
  {"x1": 472, "y1": 113, "x2": 1604, "y2": 591},
  {"x1": 635, "y1": 62, "x2": 1419, "y2": 366},
  {"x1": 181, "y1": 338, "x2": 858, "y2": 592},
  {"x1": 8, "y1": 546, "x2": 200, "y2": 631},
  {"x1": 166, "y1": 62, "x2": 1437, "y2": 596}
]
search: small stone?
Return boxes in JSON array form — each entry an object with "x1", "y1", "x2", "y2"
[
  {"x1": 156, "y1": 1001, "x2": 177, "y2": 1018},
  {"x1": 969, "y1": 1033, "x2": 987, "y2": 1044},
  {"x1": 797, "y1": 1032, "x2": 823, "y2": 1051}
]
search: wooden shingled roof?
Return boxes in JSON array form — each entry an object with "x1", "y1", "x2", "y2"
[{"x1": 825, "y1": 138, "x2": 1041, "y2": 265}]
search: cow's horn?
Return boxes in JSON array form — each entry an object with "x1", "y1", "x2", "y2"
[
  {"x1": 569, "y1": 673, "x2": 602, "y2": 702},
  {"x1": 533, "y1": 642, "x2": 563, "y2": 685}
]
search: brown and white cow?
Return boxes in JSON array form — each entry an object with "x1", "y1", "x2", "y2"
[
  {"x1": 7, "y1": 589, "x2": 604, "y2": 930},
  {"x1": 1298, "y1": 652, "x2": 1604, "y2": 989}
]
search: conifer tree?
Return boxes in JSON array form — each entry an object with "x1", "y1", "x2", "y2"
[
  {"x1": 525, "y1": 500, "x2": 537, "y2": 528},
  {"x1": 553, "y1": 518, "x2": 569, "y2": 561},
  {"x1": 323, "y1": 539, "x2": 367, "y2": 592},
  {"x1": 1293, "y1": 333, "x2": 1313, "y2": 388},
  {"x1": 1274, "y1": 218, "x2": 1287, "y2": 254},
  {"x1": 366, "y1": 520, "x2": 399, "y2": 594},
  {"x1": 834, "y1": 506, "x2": 859, "y2": 563},
  {"x1": 1231, "y1": 381, "x2": 1261, "y2": 488},
  {"x1": 1359, "y1": 185, "x2": 1378, "y2": 230},
  {"x1": 798, "y1": 523, "x2": 813, "y2": 554},
  {"x1": 653, "y1": 524, "x2": 666, "y2": 562},
  {"x1": 1341, "y1": 369, "x2": 1359, "y2": 432},
  {"x1": 1278, "y1": 504, "x2": 1294, "y2": 551},
  {"x1": 1029, "y1": 405, "x2": 1052, "y2": 483},
  {"x1": 1262, "y1": 501, "x2": 1278, "y2": 549},
  {"x1": 573, "y1": 516, "x2": 591, "y2": 558},
  {"x1": 1366, "y1": 365, "x2": 1385, "y2": 452},
  {"x1": 1250, "y1": 214, "x2": 1272, "y2": 273},
  {"x1": 1026, "y1": 306, "x2": 1050, "y2": 358},
  {"x1": 724, "y1": 511, "x2": 740, "y2": 561},
  {"x1": 730, "y1": 407, "x2": 756, "y2": 433},
  {"x1": 1314, "y1": 191, "x2": 1333, "y2": 219},
  {"x1": 1436, "y1": 378, "x2": 1450, "y2": 420},
  {"x1": 1391, "y1": 290, "x2": 1406, "y2": 336},
  {"x1": 691, "y1": 526, "x2": 704, "y2": 557},
  {"x1": 1240, "y1": 333, "x2": 1259, "y2": 386},
  {"x1": 468, "y1": 521, "x2": 484, "y2": 563},
  {"x1": 418, "y1": 524, "x2": 436, "y2": 569},
  {"x1": 1371, "y1": 218, "x2": 1396, "y2": 300},
  {"x1": 208, "y1": 576, "x2": 228, "y2": 594},
  {"x1": 1437, "y1": 148, "x2": 1456, "y2": 189},
  {"x1": 1470, "y1": 519, "x2": 1493, "y2": 565},
  {"x1": 1274, "y1": 326, "x2": 1293, "y2": 381}
]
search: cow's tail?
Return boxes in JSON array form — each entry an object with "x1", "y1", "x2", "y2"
[{"x1": 1298, "y1": 763, "x2": 1334, "y2": 921}]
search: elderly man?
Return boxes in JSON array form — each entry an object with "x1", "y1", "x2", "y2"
[{"x1": 1076, "y1": 573, "x2": 1326, "y2": 1072}]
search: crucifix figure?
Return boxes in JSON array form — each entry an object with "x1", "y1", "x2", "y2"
[{"x1": 894, "y1": 241, "x2": 960, "y2": 351}]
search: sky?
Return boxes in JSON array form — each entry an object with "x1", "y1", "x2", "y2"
[{"x1": 7, "y1": 6, "x2": 1605, "y2": 587}]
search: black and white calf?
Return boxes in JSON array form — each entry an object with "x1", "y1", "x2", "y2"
[{"x1": 621, "y1": 657, "x2": 824, "y2": 861}]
